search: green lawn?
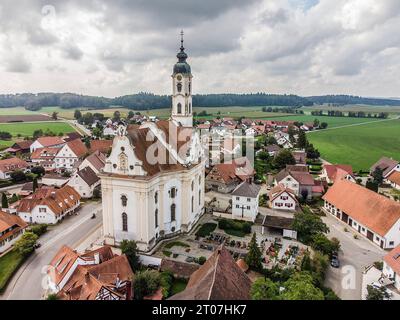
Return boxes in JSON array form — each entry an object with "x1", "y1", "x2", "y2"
[
  {"x1": 0, "y1": 107, "x2": 37, "y2": 115},
  {"x1": 0, "y1": 249, "x2": 26, "y2": 293},
  {"x1": 308, "y1": 119, "x2": 400, "y2": 171},
  {"x1": 0, "y1": 122, "x2": 75, "y2": 138},
  {"x1": 257, "y1": 114, "x2": 383, "y2": 128}
]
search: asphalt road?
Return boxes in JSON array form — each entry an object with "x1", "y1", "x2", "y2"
[
  {"x1": 0, "y1": 201, "x2": 102, "y2": 300},
  {"x1": 323, "y1": 213, "x2": 386, "y2": 300}
]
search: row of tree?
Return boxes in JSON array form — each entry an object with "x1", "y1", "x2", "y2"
[
  {"x1": 311, "y1": 110, "x2": 389, "y2": 119},
  {"x1": 3, "y1": 92, "x2": 398, "y2": 111}
]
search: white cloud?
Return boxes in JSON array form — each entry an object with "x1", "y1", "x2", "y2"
[{"x1": 0, "y1": 0, "x2": 399, "y2": 97}]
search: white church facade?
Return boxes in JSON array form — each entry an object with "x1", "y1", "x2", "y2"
[{"x1": 100, "y1": 35, "x2": 206, "y2": 252}]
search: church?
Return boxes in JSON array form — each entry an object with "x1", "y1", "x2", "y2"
[{"x1": 100, "y1": 34, "x2": 205, "y2": 252}]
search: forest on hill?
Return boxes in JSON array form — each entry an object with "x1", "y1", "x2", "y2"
[{"x1": 0, "y1": 92, "x2": 399, "y2": 111}]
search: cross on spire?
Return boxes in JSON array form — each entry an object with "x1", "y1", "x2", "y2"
[{"x1": 180, "y1": 30, "x2": 185, "y2": 50}]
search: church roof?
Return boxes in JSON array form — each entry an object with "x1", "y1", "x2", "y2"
[{"x1": 173, "y1": 31, "x2": 191, "y2": 75}]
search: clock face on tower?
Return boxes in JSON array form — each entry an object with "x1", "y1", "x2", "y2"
[{"x1": 177, "y1": 75, "x2": 182, "y2": 81}]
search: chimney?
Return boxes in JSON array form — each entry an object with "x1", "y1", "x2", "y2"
[{"x1": 50, "y1": 192, "x2": 56, "y2": 199}]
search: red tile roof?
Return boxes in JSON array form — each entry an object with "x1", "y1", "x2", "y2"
[
  {"x1": 269, "y1": 184, "x2": 298, "y2": 203},
  {"x1": 0, "y1": 210, "x2": 28, "y2": 242},
  {"x1": 384, "y1": 245, "x2": 400, "y2": 276},
  {"x1": 36, "y1": 137, "x2": 65, "y2": 147},
  {"x1": 0, "y1": 157, "x2": 29, "y2": 173},
  {"x1": 89, "y1": 140, "x2": 113, "y2": 154},
  {"x1": 31, "y1": 147, "x2": 60, "y2": 160},
  {"x1": 206, "y1": 157, "x2": 255, "y2": 184},
  {"x1": 388, "y1": 171, "x2": 400, "y2": 186},
  {"x1": 323, "y1": 179, "x2": 400, "y2": 236},
  {"x1": 370, "y1": 157, "x2": 399, "y2": 177},
  {"x1": 65, "y1": 139, "x2": 88, "y2": 158}
]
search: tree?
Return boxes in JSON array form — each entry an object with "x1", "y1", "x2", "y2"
[
  {"x1": 320, "y1": 122, "x2": 328, "y2": 129},
  {"x1": 31, "y1": 166, "x2": 45, "y2": 177},
  {"x1": 1, "y1": 193, "x2": 8, "y2": 208},
  {"x1": 14, "y1": 232, "x2": 38, "y2": 256},
  {"x1": 74, "y1": 109, "x2": 82, "y2": 120},
  {"x1": 120, "y1": 240, "x2": 140, "y2": 270},
  {"x1": 10, "y1": 170, "x2": 26, "y2": 183},
  {"x1": 128, "y1": 111, "x2": 135, "y2": 119},
  {"x1": 366, "y1": 180, "x2": 379, "y2": 192},
  {"x1": 366, "y1": 285, "x2": 390, "y2": 300},
  {"x1": 313, "y1": 118, "x2": 320, "y2": 128},
  {"x1": 0, "y1": 131, "x2": 12, "y2": 140},
  {"x1": 92, "y1": 127, "x2": 103, "y2": 139},
  {"x1": 133, "y1": 270, "x2": 161, "y2": 300},
  {"x1": 33, "y1": 129, "x2": 44, "y2": 139},
  {"x1": 52, "y1": 112, "x2": 58, "y2": 120},
  {"x1": 251, "y1": 277, "x2": 279, "y2": 300},
  {"x1": 32, "y1": 177, "x2": 38, "y2": 193},
  {"x1": 273, "y1": 149, "x2": 296, "y2": 169},
  {"x1": 245, "y1": 233, "x2": 263, "y2": 270},
  {"x1": 257, "y1": 151, "x2": 269, "y2": 161},
  {"x1": 293, "y1": 211, "x2": 329, "y2": 244},
  {"x1": 372, "y1": 168, "x2": 384, "y2": 185},
  {"x1": 297, "y1": 130, "x2": 308, "y2": 149},
  {"x1": 47, "y1": 293, "x2": 59, "y2": 300},
  {"x1": 280, "y1": 272, "x2": 324, "y2": 300},
  {"x1": 113, "y1": 110, "x2": 121, "y2": 122}
]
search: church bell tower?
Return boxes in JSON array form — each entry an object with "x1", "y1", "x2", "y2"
[{"x1": 171, "y1": 31, "x2": 193, "y2": 128}]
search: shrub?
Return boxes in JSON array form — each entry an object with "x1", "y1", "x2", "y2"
[
  {"x1": 133, "y1": 270, "x2": 161, "y2": 300},
  {"x1": 195, "y1": 223, "x2": 217, "y2": 237},
  {"x1": 218, "y1": 218, "x2": 252, "y2": 236},
  {"x1": 29, "y1": 224, "x2": 48, "y2": 237},
  {"x1": 160, "y1": 271, "x2": 174, "y2": 298},
  {"x1": 164, "y1": 241, "x2": 190, "y2": 249},
  {"x1": 197, "y1": 256, "x2": 207, "y2": 265},
  {"x1": 374, "y1": 261, "x2": 384, "y2": 271}
]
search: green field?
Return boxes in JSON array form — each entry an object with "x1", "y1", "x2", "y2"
[
  {"x1": 0, "y1": 107, "x2": 37, "y2": 115},
  {"x1": 0, "y1": 121, "x2": 75, "y2": 150},
  {"x1": 308, "y1": 119, "x2": 400, "y2": 171},
  {"x1": 302, "y1": 104, "x2": 400, "y2": 116},
  {"x1": 257, "y1": 114, "x2": 384, "y2": 128}
]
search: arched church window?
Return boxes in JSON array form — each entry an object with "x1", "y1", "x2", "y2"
[
  {"x1": 122, "y1": 213, "x2": 128, "y2": 232},
  {"x1": 191, "y1": 196, "x2": 194, "y2": 213},
  {"x1": 191, "y1": 181, "x2": 194, "y2": 191},
  {"x1": 199, "y1": 190, "x2": 201, "y2": 206},
  {"x1": 154, "y1": 192, "x2": 158, "y2": 204},
  {"x1": 189, "y1": 82, "x2": 191, "y2": 94},
  {"x1": 177, "y1": 82, "x2": 182, "y2": 93},
  {"x1": 121, "y1": 195, "x2": 127, "y2": 207},
  {"x1": 155, "y1": 209, "x2": 159, "y2": 228},
  {"x1": 177, "y1": 103, "x2": 182, "y2": 114},
  {"x1": 171, "y1": 204, "x2": 176, "y2": 222},
  {"x1": 170, "y1": 187, "x2": 177, "y2": 199}
]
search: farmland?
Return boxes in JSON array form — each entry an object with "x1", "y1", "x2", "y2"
[
  {"x1": 0, "y1": 121, "x2": 75, "y2": 150},
  {"x1": 307, "y1": 119, "x2": 400, "y2": 172}
]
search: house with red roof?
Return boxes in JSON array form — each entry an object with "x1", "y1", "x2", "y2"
[
  {"x1": 31, "y1": 147, "x2": 61, "y2": 172},
  {"x1": 30, "y1": 136, "x2": 66, "y2": 153},
  {"x1": 47, "y1": 245, "x2": 134, "y2": 300},
  {"x1": 274, "y1": 168, "x2": 317, "y2": 200},
  {"x1": 388, "y1": 171, "x2": 400, "y2": 191},
  {"x1": 383, "y1": 245, "x2": 400, "y2": 291},
  {"x1": 206, "y1": 157, "x2": 255, "y2": 194},
  {"x1": 0, "y1": 157, "x2": 30, "y2": 180},
  {"x1": 323, "y1": 179, "x2": 400, "y2": 249},
  {"x1": 268, "y1": 184, "x2": 299, "y2": 211},
  {"x1": 370, "y1": 156, "x2": 400, "y2": 180},
  {"x1": 55, "y1": 139, "x2": 88, "y2": 172},
  {"x1": 0, "y1": 210, "x2": 28, "y2": 253},
  {"x1": 321, "y1": 164, "x2": 355, "y2": 184}
]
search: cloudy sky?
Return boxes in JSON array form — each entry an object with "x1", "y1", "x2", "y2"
[{"x1": 0, "y1": 0, "x2": 399, "y2": 97}]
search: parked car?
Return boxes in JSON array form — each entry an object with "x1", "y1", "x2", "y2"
[{"x1": 330, "y1": 254, "x2": 340, "y2": 268}]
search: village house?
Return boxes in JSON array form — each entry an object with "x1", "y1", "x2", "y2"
[
  {"x1": 19, "y1": 181, "x2": 43, "y2": 197},
  {"x1": 321, "y1": 164, "x2": 355, "y2": 184},
  {"x1": 31, "y1": 147, "x2": 60, "y2": 172},
  {"x1": 47, "y1": 245, "x2": 134, "y2": 300},
  {"x1": 15, "y1": 185, "x2": 81, "y2": 224},
  {"x1": 55, "y1": 139, "x2": 88, "y2": 172},
  {"x1": 323, "y1": 179, "x2": 400, "y2": 249},
  {"x1": 68, "y1": 167, "x2": 100, "y2": 198},
  {"x1": 63, "y1": 132, "x2": 82, "y2": 143},
  {"x1": 265, "y1": 144, "x2": 281, "y2": 157},
  {"x1": 30, "y1": 136, "x2": 66, "y2": 153},
  {"x1": 0, "y1": 157, "x2": 30, "y2": 180},
  {"x1": 103, "y1": 119, "x2": 117, "y2": 137},
  {"x1": 206, "y1": 157, "x2": 255, "y2": 194},
  {"x1": 231, "y1": 181, "x2": 261, "y2": 222},
  {"x1": 169, "y1": 246, "x2": 252, "y2": 300},
  {"x1": 78, "y1": 150, "x2": 106, "y2": 174},
  {"x1": 292, "y1": 150, "x2": 307, "y2": 165},
  {"x1": 274, "y1": 168, "x2": 316, "y2": 199},
  {"x1": 274, "y1": 131, "x2": 293, "y2": 149},
  {"x1": 382, "y1": 245, "x2": 400, "y2": 291},
  {"x1": 268, "y1": 184, "x2": 299, "y2": 211},
  {"x1": 0, "y1": 210, "x2": 28, "y2": 253},
  {"x1": 4, "y1": 140, "x2": 33, "y2": 155},
  {"x1": 388, "y1": 171, "x2": 400, "y2": 191},
  {"x1": 370, "y1": 156, "x2": 400, "y2": 181}
]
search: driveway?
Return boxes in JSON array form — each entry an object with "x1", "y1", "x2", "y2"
[
  {"x1": 322, "y1": 213, "x2": 386, "y2": 300},
  {"x1": 0, "y1": 201, "x2": 102, "y2": 300}
]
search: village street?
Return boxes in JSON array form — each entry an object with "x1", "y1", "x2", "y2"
[
  {"x1": 0, "y1": 201, "x2": 102, "y2": 300},
  {"x1": 323, "y1": 213, "x2": 386, "y2": 300}
]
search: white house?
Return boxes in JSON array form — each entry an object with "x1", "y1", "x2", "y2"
[
  {"x1": 388, "y1": 171, "x2": 400, "y2": 191},
  {"x1": 55, "y1": 139, "x2": 88, "y2": 172},
  {"x1": 0, "y1": 157, "x2": 30, "y2": 180},
  {"x1": 41, "y1": 174, "x2": 70, "y2": 187},
  {"x1": 323, "y1": 179, "x2": 400, "y2": 249},
  {"x1": 321, "y1": 164, "x2": 355, "y2": 184},
  {"x1": 68, "y1": 167, "x2": 100, "y2": 198},
  {"x1": 0, "y1": 210, "x2": 28, "y2": 253},
  {"x1": 268, "y1": 184, "x2": 298, "y2": 211},
  {"x1": 16, "y1": 185, "x2": 81, "y2": 224},
  {"x1": 370, "y1": 157, "x2": 400, "y2": 181},
  {"x1": 31, "y1": 147, "x2": 60, "y2": 172},
  {"x1": 231, "y1": 181, "x2": 261, "y2": 222},
  {"x1": 382, "y1": 245, "x2": 400, "y2": 291},
  {"x1": 274, "y1": 169, "x2": 315, "y2": 199},
  {"x1": 78, "y1": 150, "x2": 106, "y2": 174},
  {"x1": 30, "y1": 137, "x2": 65, "y2": 153}
]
